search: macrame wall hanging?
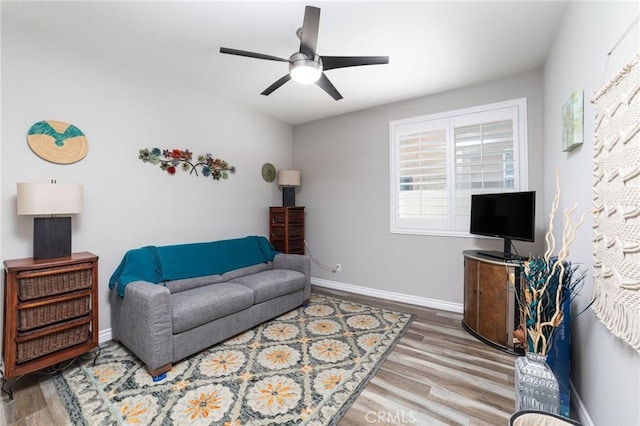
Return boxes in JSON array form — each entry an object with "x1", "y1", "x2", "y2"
[{"x1": 591, "y1": 52, "x2": 640, "y2": 352}]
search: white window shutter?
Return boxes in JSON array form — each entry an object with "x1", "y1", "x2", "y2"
[{"x1": 390, "y1": 99, "x2": 528, "y2": 236}]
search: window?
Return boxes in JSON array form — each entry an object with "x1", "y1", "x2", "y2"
[{"x1": 389, "y1": 98, "x2": 528, "y2": 236}]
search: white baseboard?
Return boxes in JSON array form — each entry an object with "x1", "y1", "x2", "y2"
[
  {"x1": 99, "y1": 328, "x2": 112, "y2": 344},
  {"x1": 571, "y1": 380, "x2": 594, "y2": 426},
  {"x1": 311, "y1": 277, "x2": 463, "y2": 313}
]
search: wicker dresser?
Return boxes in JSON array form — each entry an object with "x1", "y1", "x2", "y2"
[
  {"x1": 269, "y1": 206, "x2": 305, "y2": 254},
  {"x1": 2, "y1": 252, "x2": 99, "y2": 379}
]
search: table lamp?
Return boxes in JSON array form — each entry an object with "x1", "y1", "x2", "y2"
[
  {"x1": 17, "y1": 180, "x2": 84, "y2": 259},
  {"x1": 277, "y1": 170, "x2": 300, "y2": 207}
]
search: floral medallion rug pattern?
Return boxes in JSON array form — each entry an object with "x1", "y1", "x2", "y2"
[{"x1": 53, "y1": 294, "x2": 413, "y2": 425}]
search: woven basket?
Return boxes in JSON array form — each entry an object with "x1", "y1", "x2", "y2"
[
  {"x1": 271, "y1": 225, "x2": 304, "y2": 238},
  {"x1": 17, "y1": 264, "x2": 92, "y2": 301},
  {"x1": 271, "y1": 209, "x2": 304, "y2": 224},
  {"x1": 16, "y1": 320, "x2": 90, "y2": 364},
  {"x1": 18, "y1": 295, "x2": 91, "y2": 331}
]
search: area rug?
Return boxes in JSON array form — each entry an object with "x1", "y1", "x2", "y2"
[{"x1": 52, "y1": 293, "x2": 413, "y2": 425}]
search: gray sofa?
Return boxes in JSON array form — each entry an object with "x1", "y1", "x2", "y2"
[{"x1": 109, "y1": 237, "x2": 310, "y2": 376}]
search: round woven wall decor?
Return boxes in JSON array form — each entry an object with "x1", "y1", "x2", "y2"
[
  {"x1": 27, "y1": 120, "x2": 88, "y2": 164},
  {"x1": 261, "y1": 163, "x2": 276, "y2": 182}
]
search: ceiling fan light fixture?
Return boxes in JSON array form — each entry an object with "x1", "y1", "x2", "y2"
[
  {"x1": 219, "y1": 6, "x2": 388, "y2": 100},
  {"x1": 289, "y1": 53, "x2": 322, "y2": 84}
]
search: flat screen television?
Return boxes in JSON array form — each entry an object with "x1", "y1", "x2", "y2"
[{"x1": 469, "y1": 191, "x2": 536, "y2": 260}]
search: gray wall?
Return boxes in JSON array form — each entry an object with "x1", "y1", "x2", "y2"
[
  {"x1": 543, "y1": 2, "x2": 639, "y2": 425},
  {"x1": 1, "y1": 14, "x2": 293, "y2": 343},
  {"x1": 293, "y1": 69, "x2": 545, "y2": 305}
]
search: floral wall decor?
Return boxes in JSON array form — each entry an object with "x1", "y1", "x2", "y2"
[{"x1": 138, "y1": 148, "x2": 236, "y2": 180}]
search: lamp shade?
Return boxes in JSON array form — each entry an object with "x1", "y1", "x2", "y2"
[
  {"x1": 17, "y1": 182, "x2": 84, "y2": 216},
  {"x1": 277, "y1": 170, "x2": 301, "y2": 187}
]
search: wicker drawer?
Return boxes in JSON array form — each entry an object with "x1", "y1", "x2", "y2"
[
  {"x1": 286, "y1": 209, "x2": 304, "y2": 223},
  {"x1": 273, "y1": 238, "x2": 304, "y2": 253},
  {"x1": 271, "y1": 225, "x2": 304, "y2": 238},
  {"x1": 18, "y1": 294, "x2": 91, "y2": 331},
  {"x1": 286, "y1": 238, "x2": 304, "y2": 253},
  {"x1": 16, "y1": 319, "x2": 91, "y2": 364},
  {"x1": 271, "y1": 211, "x2": 286, "y2": 223},
  {"x1": 270, "y1": 208, "x2": 304, "y2": 224},
  {"x1": 17, "y1": 263, "x2": 92, "y2": 301}
]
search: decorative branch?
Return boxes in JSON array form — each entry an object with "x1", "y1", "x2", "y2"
[
  {"x1": 520, "y1": 168, "x2": 588, "y2": 356},
  {"x1": 138, "y1": 148, "x2": 236, "y2": 180},
  {"x1": 544, "y1": 166, "x2": 561, "y2": 261}
]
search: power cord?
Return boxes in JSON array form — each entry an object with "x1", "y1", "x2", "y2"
[
  {"x1": 511, "y1": 241, "x2": 521, "y2": 258},
  {"x1": 304, "y1": 239, "x2": 339, "y2": 273},
  {"x1": 510, "y1": 241, "x2": 533, "y2": 262}
]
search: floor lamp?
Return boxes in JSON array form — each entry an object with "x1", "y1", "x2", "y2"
[{"x1": 17, "y1": 181, "x2": 84, "y2": 260}]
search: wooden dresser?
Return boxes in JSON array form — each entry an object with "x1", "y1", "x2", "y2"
[
  {"x1": 3, "y1": 252, "x2": 99, "y2": 379},
  {"x1": 269, "y1": 206, "x2": 305, "y2": 254}
]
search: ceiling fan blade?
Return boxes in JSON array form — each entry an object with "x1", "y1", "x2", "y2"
[
  {"x1": 316, "y1": 73, "x2": 343, "y2": 101},
  {"x1": 321, "y1": 56, "x2": 389, "y2": 71},
  {"x1": 299, "y1": 6, "x2": 320, "y2": 58},
  {"x1": 220, "y1": 47, "x2": 289, "y2": 63},
  {"x1": 261, "y1": 74, "x2": 292, "y2": 96}
]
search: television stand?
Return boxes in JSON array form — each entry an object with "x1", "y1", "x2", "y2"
[
  {"x1": 477, "y1": 250, "x2": 527, "y2": 262},
  {"x1": 462, "y1": 250, "x2": 524, "y2": 355}
]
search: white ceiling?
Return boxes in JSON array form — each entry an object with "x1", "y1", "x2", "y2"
[{"x1": 4, "y1": 1, "x2": 568, "y2": 125}]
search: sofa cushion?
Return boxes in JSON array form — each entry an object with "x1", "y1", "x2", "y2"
[
  {"x1": 165, "y1": 274, "x2": 222, "y2": 294},
  {"x1": 228, "y1": 270, "x2": 306, "y2": 304},
  {"x1": 220, "y1": 262, "x2": 272, "y2": 282},
  {"x1": 171, "y1": 282, "x2": 254, "y2": 334}
]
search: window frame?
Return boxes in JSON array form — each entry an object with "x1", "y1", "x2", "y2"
[{"x1": 389, "y1": 98, "x2": 529, "y2": 237}]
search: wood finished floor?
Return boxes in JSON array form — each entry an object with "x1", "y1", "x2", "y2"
[{"x1": 1, "y1": 286, "x2": 518, "y2": 425}]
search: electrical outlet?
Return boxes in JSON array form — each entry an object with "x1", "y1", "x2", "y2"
[{"x1": 335, "y1": 263, "x2": 341, "y2": 272}]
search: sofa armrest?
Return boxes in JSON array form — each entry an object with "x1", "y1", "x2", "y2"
[
  {"x1": 110, "y1": 281, "x2": 173, "y2": 372},
  {"x1": 273, "y1": 253, "x2": 311, "y2": 300}
]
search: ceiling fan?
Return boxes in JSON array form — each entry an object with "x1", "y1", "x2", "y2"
[{"x1": 219, "y1": 5, "x2": 389, "y2": 101}]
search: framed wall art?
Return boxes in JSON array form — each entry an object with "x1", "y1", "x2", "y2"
[{"x1": 561, "y1": 91, "x2": 584, "y2": 152}]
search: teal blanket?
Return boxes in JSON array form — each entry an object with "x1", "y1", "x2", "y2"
[{"x1": 109, "y1": 236, "x2": 277, "y2": 297}]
